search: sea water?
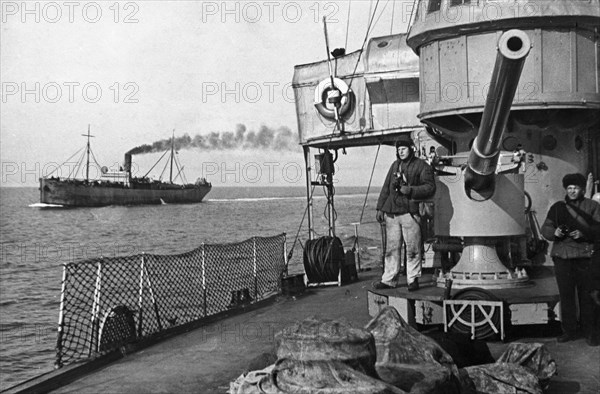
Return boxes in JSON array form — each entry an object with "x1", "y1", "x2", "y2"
[{"x1": 0, "y1": 186, "x2": 382, "y2": 390}]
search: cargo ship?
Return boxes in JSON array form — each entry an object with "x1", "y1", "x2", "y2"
[{"x1": 39, "y1": 129, "x2": 211, "y2": 207}]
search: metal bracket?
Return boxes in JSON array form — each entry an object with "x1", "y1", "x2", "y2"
[{"x1": 443, "y1": 299, "x2": 504, "y2": 340}]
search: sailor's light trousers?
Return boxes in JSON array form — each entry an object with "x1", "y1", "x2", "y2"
[{"x1": 381, "y1": 213, "x2": 422, "y2": 286}]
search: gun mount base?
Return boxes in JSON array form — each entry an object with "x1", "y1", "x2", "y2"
[{"x1": 436, "y1": 238, "x2": 530, "y2": 290}]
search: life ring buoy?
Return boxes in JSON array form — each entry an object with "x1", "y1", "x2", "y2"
[{"x1": 314, "y1": 77, "x2": 355, "y2": 121}]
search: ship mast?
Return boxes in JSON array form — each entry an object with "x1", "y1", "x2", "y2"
[
  {"x1": 169, "y1": 130, "x2": 175, "y2": 183},
  {"x1": 81, "y1": 125, "x2": 94, "y2": 182}
]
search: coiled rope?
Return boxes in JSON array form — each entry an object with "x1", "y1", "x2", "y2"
[{"x1": 303, "y1": 236, "x2": 345, "y2": 283}]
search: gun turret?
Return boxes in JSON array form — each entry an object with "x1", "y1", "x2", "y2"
[{"x1": 464, "y1": 30, "x2": 531, "y2": 197}]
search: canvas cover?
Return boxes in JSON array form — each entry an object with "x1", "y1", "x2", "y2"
[{"x1": 230, "y1": 308, "x2": 555, "y2": 394}]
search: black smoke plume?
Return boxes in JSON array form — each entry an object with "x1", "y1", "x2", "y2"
[{"x1": 127, "y1": 124, "x2": 297, "y2": 155}]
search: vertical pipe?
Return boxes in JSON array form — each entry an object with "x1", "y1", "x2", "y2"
[
  {"x1": 55, "y1": 264, "x2": 68, "y2": 369},
  {"x1": 500, "y1": 304, "x2": 505, "y2": 341},
  {"x1": 353, "y1": 223, "x2": 361, "y2": 272},
  {"x1": 303, "y1": 146, "x2": 314, "y2": 240},
  {"x1": 327, "y1": 180, "x2": 335, "y2": 237},
  {"x1": 471, "y1": 303, "x2": 475, "y2": 340},
  {"x1": 443, "y1": 302, "x2": 448, "y2": 334}
]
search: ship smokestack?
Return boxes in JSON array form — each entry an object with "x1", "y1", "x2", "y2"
[{"x1": 124, "y1": 153, "x2": 132, "y2": 179}]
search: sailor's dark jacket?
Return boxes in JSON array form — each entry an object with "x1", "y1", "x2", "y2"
[
  {"x1": 541, "y1": 196, "x2": 600, "y2": 259},
  {"x1": 376, "y1": 156, "x2": 436, "y2": 215}
]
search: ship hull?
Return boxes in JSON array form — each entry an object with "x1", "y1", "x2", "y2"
[{"x1": 39, "y1": 178, "x2": 211, "y2": 207}]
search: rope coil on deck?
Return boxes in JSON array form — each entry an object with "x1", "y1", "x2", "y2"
[{"x1": 303, "y1": 236, "x2": 345, "y2": 283}]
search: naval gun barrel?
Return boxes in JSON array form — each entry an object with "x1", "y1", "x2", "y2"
[{"x1": 464, "y1": 30, "x2": 531, "y2": 196}]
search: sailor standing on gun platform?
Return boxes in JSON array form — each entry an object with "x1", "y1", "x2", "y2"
[{"x1": 374, "y1": 136, "x2": 436, "y2": 291}]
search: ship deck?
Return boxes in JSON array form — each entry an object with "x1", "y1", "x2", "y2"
[{"x1": 6, "y1": 266, "x2": 599, "y2": 394}]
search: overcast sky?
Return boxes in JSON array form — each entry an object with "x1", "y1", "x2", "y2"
[{"x1": 1, "y1": 0, "x2": 415, "y2": 187}]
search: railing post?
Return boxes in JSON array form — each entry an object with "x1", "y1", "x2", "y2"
[
  {"x1": 202, "y1": 243, "x2": 207, "y2": 317},
  {"x1": 137, "y1": 254, "x2": 145, "y2": 338},
  {"x1": 283, "y1": 233, "x2": 288, "y2": 277},
  {"x1": 143, "y1": 255, "x2": 162, "y2": 332},
  {"x1": 253, "y1": 237, "x2": 258, "y2": 300},
  {"x1": 89, "y1": 259, "x2": 102, "y2": 356},
  {"x1": 55, "y1": 264, "x2": 68, "y2": 369}
]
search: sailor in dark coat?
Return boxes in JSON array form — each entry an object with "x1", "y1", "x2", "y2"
[
  {"x1": 541, "y1": 173, "x2": 600, "y2": 346},
  {"x1": 373, "y1": 136, "x2": 436, "y2": 291}
]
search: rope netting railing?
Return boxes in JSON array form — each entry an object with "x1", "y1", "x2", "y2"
[{"x1": 55, "y1": 234, "x2": 286, "y2": 368}]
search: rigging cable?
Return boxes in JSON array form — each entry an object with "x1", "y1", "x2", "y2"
[
  {"x1": 390, "y1": 0, "x2": 396, "y2": 35},
  {"x1": 352, "y1": 142, "x2": 382, "y2": 251},
  {"x1": 89, "y1": 148, "x2": 103, "y2": 170},
  {"x1": 142, "y1": 149, "x2": 170, "y2": 179},
  {"x1": 347, "y1": 0, "x2": 381, "y2": 92},
  {"x1": 68, "y1": 148, "x2": 87, "y2": 179},
  {"x1": 286, "y1": 183, "x2": 318, "y2": 263},
  {"x1": 344, "y1": 0, "x2": 352, "y2": 51},
  {"x1": 158, "y1": 152, "x2": 171, "y2": 181},
  {"x1": 406, "y1": 0, "x2": 418, "y2": 34},
  {"x1": 46, "y1": 147, "x2": 84, "y2": 177},
  {"x1": 172, "y1": 154, "x2": 187, "y2": 184},
  {"x1": 178, "y1": 155, "x2": 188, "y2": 184},
  {"x1": 322, "y1": 182, "x2": 338, "y2": 227},
  {"x1": 369, "y1": 0, "x2": 391, "y2": 38},
  {"x1": 173, "y1": 165, "x2": 184, "y2": 184}
]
